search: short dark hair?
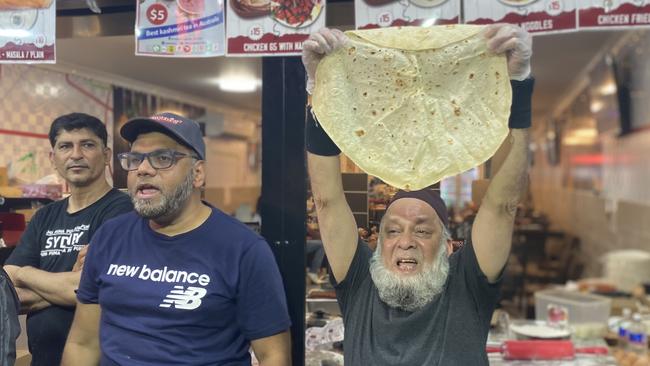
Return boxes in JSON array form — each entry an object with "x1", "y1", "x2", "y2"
[{"x1": 48, "y1": 113, "x2": 108, "y2": 147}]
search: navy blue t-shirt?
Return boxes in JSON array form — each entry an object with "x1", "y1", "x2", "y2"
[{"x1": 77, "y1": 207, "x2": 291, "y2": 366}]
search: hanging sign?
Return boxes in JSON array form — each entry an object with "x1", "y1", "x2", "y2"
[
  {"x1": 226, "y1": 0, "x2": 326, "y2": 56},
  {"x1": 578, "y1": 0, "x2": 650, "y2": 29},
  {"x1": 136, "y1": 0, "x2": 226, "y2": 57},
  {"x1": 355, "y1": 0, "x2": 460, "y2": 30},
  {"x1": 0, "y1": 0, "x2": 56, "y2": 63},
  {"x1": 463, "y1": 0, "x2": 578, "y2": 35}
]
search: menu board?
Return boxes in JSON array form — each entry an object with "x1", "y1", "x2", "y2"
[
  {"x1": 464, "y1": 0, "x2": 578, "y2": 35},
  {"x1": 226, "y1": 0, "x2": 326, "y2": 56},
  {"x1": 0, "y1": 0, "x2": 56, "y2": 63},
  {"x1": 578, "y1": 0, "x2": 650, "y2": 29},
  {"x1": 136, "y1": 0, "x2": 226, "y2": 57},
  {"x1": 355, "y1": 0, "x2": 460, "y2": 30}
]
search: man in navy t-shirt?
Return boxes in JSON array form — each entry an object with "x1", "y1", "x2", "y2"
[{"x1": 62, "y1": 113, "x2": 291, "y2": 366}]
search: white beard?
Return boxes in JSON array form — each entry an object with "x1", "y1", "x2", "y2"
[{"x1": 369, "y1": 233, "x2": 450, "y2": 312}]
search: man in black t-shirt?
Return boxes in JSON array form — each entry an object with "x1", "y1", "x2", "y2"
[
  {"x1": 3, "y1": 113, "x2": 133, "y2": 366},
  {"x1": 303, "y1": 25, "x2": 533, "y2": 365}
]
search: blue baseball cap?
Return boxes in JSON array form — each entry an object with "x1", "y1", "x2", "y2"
[{"x1": 120, "y1": 112, "x2": 205, "y2": 160}]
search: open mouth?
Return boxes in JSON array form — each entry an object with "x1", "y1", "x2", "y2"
[
  {"x1": 395, "y1": 258, "x2": 418, "y2": 272},
  {"x1": 136, "y1": 183, "x2": 161, "y2": 199}
]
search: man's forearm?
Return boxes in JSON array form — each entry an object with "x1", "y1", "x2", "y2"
[
  {"x1": 307, "y1": 152, "x2": 359, "y2": 282},
  {"x1": 61, "y1": 302, "x2": 102, "y2": 366},
  {"x1": 307, "y1": 153, "x2": 345, "y2": 205},
  {"x1": 14, "y1": 286, "x2": 51, "y2": 314},
  {"x1": 16, "y1": 267, "x2": 80, "y2": 306},
  {"x1": 61, "y1": 341, "x2": 100, "y2": 366},
  {"x1": 258, "y1": 353, "x2": 291, "y2": 366},
  {"x1": 483, "y1": 129, "x2": 530, "y2": 211},
  {"x1": 251, "y1": 331, "x2": 291, "y2": 366}
]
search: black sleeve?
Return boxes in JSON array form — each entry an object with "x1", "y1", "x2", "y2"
[
  {"x1": 508, "y1": 77, "x2": 535, "y2": 129},
  {"x1": 459, "y1": 239, "x2": 503, "y2": 325},
  {"x1": 97, "y1": 193, "x2": 133, "y2": 225},
  {"x1": 305, "y1": 106, "x2": 341, "y2": 156},
  {"x1": 4, "y1": 209, "x2": 45, "y2": 268},
  {"x1": 330, "y1": 239, "x2": 372, "y2": 313}
]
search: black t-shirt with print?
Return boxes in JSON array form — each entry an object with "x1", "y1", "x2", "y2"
[
  {"x1": 6, "y1": 188, "x2": 133, "y2": 366},
  {"x1": 333, "y1": 238, "x2": 502, "y2": 366}
]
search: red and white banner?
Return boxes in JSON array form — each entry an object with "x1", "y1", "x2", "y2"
[
  {"x1": 464, "y1": 0, "x2": 578, "y2": 35},
  {"x1": 355, "y1": 0, "x2": 460, "y2": 30},
  {"x1": 136, "y1": 0, "x2": 226, "y2": 57},
  {"x1": 0, "y1": 0, "x2": 56, "y2": 63},
  {"x1": 578, "y1": 0, "x2": 650, "y2": 29},
  {"x1": 226, "y1": 0, "x2": 326, "y2": 56}
]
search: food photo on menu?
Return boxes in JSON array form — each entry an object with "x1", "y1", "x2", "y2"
[
  {"x1": 0, "y1": 0, "x2": 56, "y2": 62},
  {"x1": 0, "y1": 0, "x2": 53, "y2": 10},
  {"x1": 271, "y1": 0, "x2": 322, "y2": 28},
  {"x1": 231, "y1": 0, "x2": 322, "y2": 27},
  {"x1": 226, "y1": 0, "x2": 325, "y2": 56},
  {"x1": 229, "y1": 0, "x2": 271, "y2": 18}
]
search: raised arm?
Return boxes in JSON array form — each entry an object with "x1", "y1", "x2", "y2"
[
  {"x1": 303, "y1": 28, "x2": 359, "y2": 282},
  {"x1": 472, "y1": 24, "x2": 533, "y2": 282},
  {"x1": 307, "y1": 154, "x2": 358, "y2": 282}
]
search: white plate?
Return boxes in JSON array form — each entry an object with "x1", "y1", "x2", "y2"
[
  {"x1": 497, "y1": 0, "x2": 539, "y2": 6},
  {"x1": 510, "y1": 323, "x2": 571, "y2": 339},
  {"x1": 0, "y1": 10, "x2": 38, "y2": 31},
  {"x1": 408, "y1": 0, "x2": 448, "y2": 8}
]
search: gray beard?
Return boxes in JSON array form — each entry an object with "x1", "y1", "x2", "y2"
[
  {"x1": 369, "y1": 234, "x2": 450, "y2": 312},
  {"x1": 131, "y1": 169, "x2": 194, "y2": 219}
]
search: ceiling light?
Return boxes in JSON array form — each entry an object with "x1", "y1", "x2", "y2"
[
  {"x1": 599, "y1": 82, "x2": 617, "y2": 96},
  {"x1": 572, "y1": 128, "x2": 598, "y2": 139},
  {"x1": 562, "y1": 128, "x2": 598, "y2": 146},
  {"x1": 214, "y1": 76, "x2": 261, "y2": 93},
  {"x1": 590, "y1": 100, "x2": 604, "y2": 113}
]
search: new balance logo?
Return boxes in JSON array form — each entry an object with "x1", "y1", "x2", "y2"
[{"x1": 159, "y1": 286, "x2": 207, "y2": 310}]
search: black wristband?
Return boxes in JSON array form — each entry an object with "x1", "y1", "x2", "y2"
[
  {"x1": 508, "y1": 77, "x2": 535, "y2": 129},
  {"x1": 305, "y1": 106, "x2": 341, "y2": 156}
]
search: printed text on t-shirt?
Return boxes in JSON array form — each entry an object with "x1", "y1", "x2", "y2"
[
  {"x1": 41, "y1": 224, "x2": 89, "y2": 257},
  {"x1": 106, "y1": 264, "x2": 211, "y2": 286}
]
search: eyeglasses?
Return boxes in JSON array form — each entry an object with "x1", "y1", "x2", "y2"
[{"x1": 117, "y1": 149, "x2": 198, "y2": 171}]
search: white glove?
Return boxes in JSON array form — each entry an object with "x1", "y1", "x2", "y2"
[
  {"x1": 302, "y1": 28, "x2": 348, "y2": 95},
  {"x1": 484, "y1": 24, "x2": 533, "y2": 81}
]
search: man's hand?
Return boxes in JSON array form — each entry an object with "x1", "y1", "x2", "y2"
[
  {"x1": 13, "y1": 266, "x2": 81, "y2": 306},
  {"x1": 484, "y1": 24, "x2": 532, "y2": 81},
  {"x1": 73, "y1": 245, "x2": 89, "y2": 272},
  {"x1": 302, "y1": 28, "x2": 348, "y2": 94},
  {"x1": 4, "y1": 265, "x2": 52, "y2": 313}
]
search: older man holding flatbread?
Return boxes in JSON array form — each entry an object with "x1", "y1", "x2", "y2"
[{"x1": 303, "y1": 24, "x2": 533, "y2": 365}]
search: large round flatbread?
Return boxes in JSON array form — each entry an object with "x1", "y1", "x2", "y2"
[{"x1": 312, "y1": 25, "x2": 512, "y2": 190}]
